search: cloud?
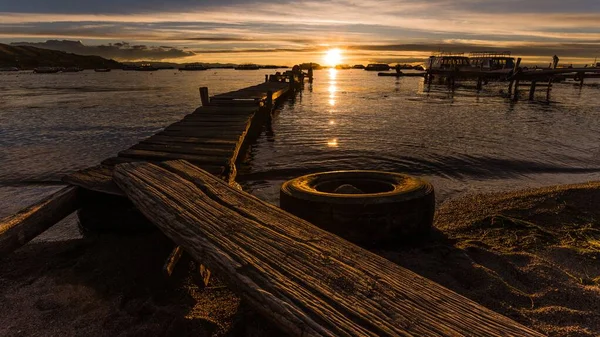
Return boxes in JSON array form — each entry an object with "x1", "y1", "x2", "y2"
[
  {"x1": 9, "y1": 40, "x2": 195, "y2": 60},
  {"x1": 0, "y1": 0, "x2": 598, "y2": 63}
]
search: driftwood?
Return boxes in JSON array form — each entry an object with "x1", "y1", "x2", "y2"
[
  {"x1": 113, "y1": 160, "x2": 544, "y2": 337},
  {"x1": 0, "y1": 186, "x2": 80, "y2": 257}
]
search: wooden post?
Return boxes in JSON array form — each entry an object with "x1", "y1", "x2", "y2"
[
  {"x1": 508, "y1": 57, "x2": 522, "y2": 96},
  {"x1": 579, "y1": 72, "x2": 584, "y2": 87},
  {"x1": 199, "y1": 87, "x2": 209, "y2": 106},
  {"x1": 476, "y1": 77, "x2": 483, "y2": 91},
  {"x1": 427, "y1": 73, "x2": 432, "y2": 91},
  {"x1": 528, "y1": 81, "x2": 537, "y2": 100},
  {"x1": 546, "y1": 77, "x2": 553, "y2": 101},
  {"x1": 308, "y1": 66, "x2": 314, "y2": 83},
  {"x1": 266, "y1": 90, "x2": 273, "y2": 111},
  {"x1": 513, "y1": 80, "x2": 520, "y2": 101},
  {"x1": 0, "y1": 186, "x2": 80, "y2": 257},
  {"x1": 265, "y1": 74, "x2": 268, "y2": 83},
  {"x1": 289, "y1": 73, "x2": 294, "y2": 89},
  {"x1": 163, "y1": 245, "x2": 184, "y2": 277}
]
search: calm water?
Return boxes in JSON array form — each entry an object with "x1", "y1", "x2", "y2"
[{"x1": 2, "y1": 69, "x2": 600, "y2": 229}]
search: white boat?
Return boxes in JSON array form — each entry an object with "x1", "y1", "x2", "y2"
[
  {"x1": 469, "y1": 51, "x2": 515, "y2": 70},
  {"x1": 425, "y1": 53, "x2": 471, "y2": 70}
]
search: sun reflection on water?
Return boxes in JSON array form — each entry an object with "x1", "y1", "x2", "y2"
[{"x1": 327, "y1": 138, "x2": 338, "y2": 147}]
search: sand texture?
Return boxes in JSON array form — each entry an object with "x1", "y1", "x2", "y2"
[{"x1": 1, "y1": 182, "x2": 599, "y2": 336}]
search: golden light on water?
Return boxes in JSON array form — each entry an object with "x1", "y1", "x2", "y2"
[
  {"x1": 329, "y1": 120, "x2": 336, "y2": 125},
  {"x1": 328, "y1": 68, "x2": 337, "y2": 106},
  {"x1": 328, "y1": 67, "x2": 337, "y2": 79},
  {"x1": 327, "y1": 138, "x2": 338, "y2": 147},
  {"x1": 324, "y1": 48, "x2": 342, "y2": 66}
]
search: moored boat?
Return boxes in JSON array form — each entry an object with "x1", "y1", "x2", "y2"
[
  {"x1": 63, "y1": 67, "x2": 83, "y2": 72},
  {"x1": 0, "y1": 67, "x2": 19, "y2": 72},
  {"x1": 178, "y1": 63, "x2": 207, "y2": 71},
  {"x1": 136, "y1": 64, "x2": 158, "y2": 71},
  {"x1": 365, "y1": 63, "x2": 390, "y2": 71},
  {"x1": 469, "y1": 51, "x2": 515, "y2": 70},
  {"x1": 94, "y1": 68, "x2": 111, "y2": 72},
  {"x1": 378, "y1": 72, "x2": 425, "y2": 77},
  {"x1": 33, "y1": 67, "x2": 61, "y2": 74},
  {"x1": 234, "y1": 64, "x2": 260, "y2": 70},
  {"x1": 353, "y1": 64, "x2": 365, "y2": 69},
  {"x1": 425, "y1": 53, "x2": 471, "y2": 71}
]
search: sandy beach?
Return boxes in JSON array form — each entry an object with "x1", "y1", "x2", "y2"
[{"x1": 1, "y1": 182, "x2": 599, "y2": 336}]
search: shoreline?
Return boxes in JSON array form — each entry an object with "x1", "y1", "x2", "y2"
[{"x1": 1, "y1": 181, "x2": 599, "y2": 336}]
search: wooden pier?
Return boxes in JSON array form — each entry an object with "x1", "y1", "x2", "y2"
[
  {"x1": 424, "y1": 58, "x2": 600, "y2": 101},
  {"x1": 64, "y1": 79, "x2": 294, "y2": 195},
  {"x1": 0, "y1": 71, "x2": 546, "y2": 336}
]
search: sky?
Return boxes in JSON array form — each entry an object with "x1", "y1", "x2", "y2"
[{"x1": 0, "y1": 0, "x2": 599, "y2": 65}]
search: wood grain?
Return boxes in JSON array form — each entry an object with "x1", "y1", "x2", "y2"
[
  {"x1": 113, "y1": 160, "x2": 545, "y2": 337},
  {"x1": 0, "y1": 186, "x2": 80, "y2": 257}
]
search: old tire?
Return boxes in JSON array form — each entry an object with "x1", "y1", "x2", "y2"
[{"x1": 280, "y1": 170, "x2": 435, "y2": 247}]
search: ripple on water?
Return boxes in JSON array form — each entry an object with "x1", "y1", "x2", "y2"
[{"x1": 2, "y1": 70, "x2": 600, "y2": 209}]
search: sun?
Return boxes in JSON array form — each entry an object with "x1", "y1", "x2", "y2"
[{"x1": 324, "y1": 48, "x2": 343, "y2": 66}]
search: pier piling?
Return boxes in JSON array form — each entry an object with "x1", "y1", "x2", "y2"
[
  {"x1": 199, "y1": 87, "x2": 210, "y2": 106},
  {"x1": 528, "y1": 81, "x2": 537, "y2": 100}
]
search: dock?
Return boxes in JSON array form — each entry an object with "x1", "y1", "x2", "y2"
[
  {"x1": 422, "y1": 57, "x2": 600, "y2": 101},
  {"x1": 63, "y1": 79, "x2": 295, "y2": 195},
  {"x1": 0, "y1": 71, "x2": 546, "y2": 336}
]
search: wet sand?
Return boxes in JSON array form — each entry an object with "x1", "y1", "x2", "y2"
[{"x1": 1, "y1": 182, "x2": 599, "y2": 336}]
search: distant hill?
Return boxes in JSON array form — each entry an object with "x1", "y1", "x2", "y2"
[
  {"x1": 0, "y1": 43, "x2": 122, "y2": 69},
  {"x1": 122, "y1": 61, "x2": 239, "y2": 69}
]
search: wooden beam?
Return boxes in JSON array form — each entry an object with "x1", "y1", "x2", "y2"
[
  {"x1": 113, "y1": 160, "x2": 545, "y2": 337},
  {"x1": 529, "y1": 81, "x2": 537, "y2": 100},
  {"x1": 0, "y1": 186, "x2": 80, "y2": 257},
  {"x1": 199, "y1": 87, "x2": 209, "y2": 106},
  {"x1": 63, "y1": 165, "x2": 124, "y2": 196},
  {"x1": 163, "y1": 245, "x2": 184, "y2": 277},
  {"x1": 117, "y1": 149, "x2": 232, "y2": 166}
]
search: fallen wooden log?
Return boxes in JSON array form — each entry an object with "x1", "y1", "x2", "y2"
[
  {"x1": 0, "y1": 186, "x2": 80, "y2": 257},
  {"x1": 113, "y1": 160, "x2": 544, "y2": 337}
]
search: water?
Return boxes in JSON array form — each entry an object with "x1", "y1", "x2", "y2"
[{"x1": 2, "y1": 69, "x2": 600, "y2": 227}]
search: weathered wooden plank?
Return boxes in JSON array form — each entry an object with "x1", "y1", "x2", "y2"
[
  {"x1": 144, "y1": 135, "x2": 239, "y2": 145},
  {"x1": 118, "y1": 149, "x2": 232, "y2": 166},
  {"x1": 139, "y1": 139, "x2": 237, "y2": 151},
  {"x1": 162, "y1": 125, "x2": 247, "y2": 133},
  {"x1": 192, "y1": 106, "x2": 258, "y2": 114},
  {"x1": 183, "y1": 115, "x2": 253, "y2": 122},
  {"x1": 167, "y1": 123, "x2": 249, "y2": 132},
  {"x1": 113, "y1": 160, "x2": 545, "y2": 337},
  {"x1": 158, "y1": 130, "x2": 246, "y2": 139},
  {"x1": 132, "y1": 143, "x2": 235, "y2": 157},
  {"x1": 102, "y1": 156, "x2": 226, "y2": 176},
  {"x1": 209, "y1": 100, "x2": 263, "y2": 107},
  {"x1": 176, "y1": 120, "x2": 251, "y2": 127},
  {"x1": 63, "y1": 165, "x2": 123, "y2": 196},
  {"x1": 0, "y1": 186, "x2": 80, "y2": 257}
]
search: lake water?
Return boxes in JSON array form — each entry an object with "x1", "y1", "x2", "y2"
[{"x1": 2, "y1": 69, "x2": 600, "y2": 230}]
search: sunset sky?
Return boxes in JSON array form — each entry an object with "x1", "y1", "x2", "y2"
[{"x1": 1, "y1": 0, "x2": 599, "y2": 65}]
